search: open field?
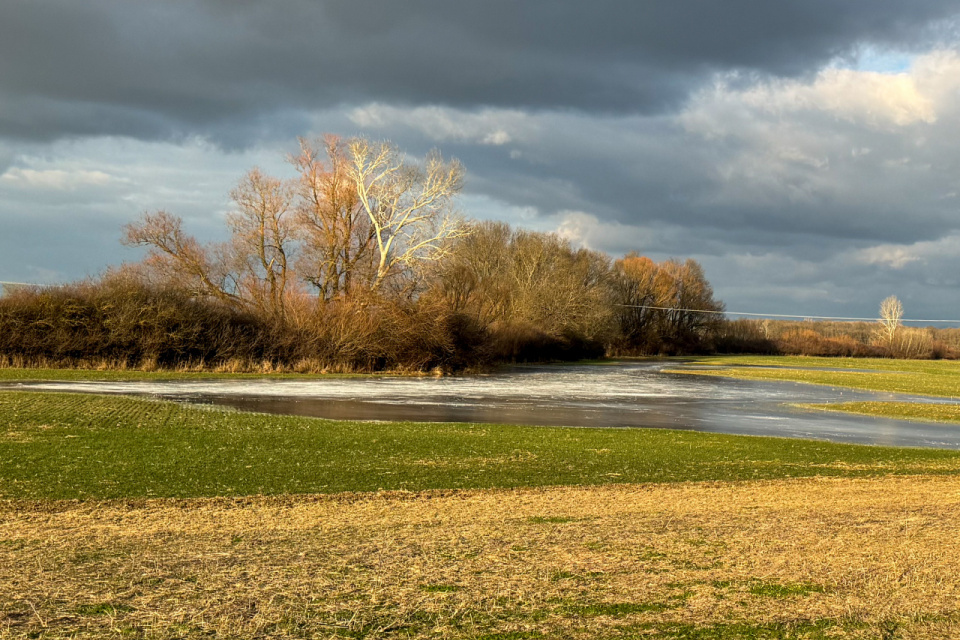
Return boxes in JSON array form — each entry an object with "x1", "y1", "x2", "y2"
[
  {"x1": 796, "y1": 402, "x2": 960, "y2": 425},
  {"x1": 672, "y1": 356, "x2": 960, "y2": 433},
  {"x1": 669, "y1": 356, "x2": 960, "y2": 398},
  {"x1": 4, "y1": 368, "x2": 960, "y2": 638},
  {"x1": 3, "y1": 475, "x2": 960, "y2": 639},
  {"x1": 4, "y1": 392, "x2": 960, "y2": 500}
]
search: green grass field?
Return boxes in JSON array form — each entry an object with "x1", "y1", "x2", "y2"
[
  {"x1": 668, "y1": 355, "x2": 960, "y2": 428},
  {"x1": 3, "y1": 391, "x2": 960, "y2": 500},
  {"x1": 5, "y1": 363, "x2": 960, "y2": 638},
  {"x1": 796, "y1": 401, "x2": 960, "y2": 424},
  {"x1": 670, "y1": 355, "x2": 960, "y2": 398}
]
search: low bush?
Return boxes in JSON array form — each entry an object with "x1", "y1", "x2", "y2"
[
  {"x1": 710, "y1": 319, "x2": 960, "y2": 360},
  {"x1": 0, "y1": 277, "x2": 489, "y2": 372}
]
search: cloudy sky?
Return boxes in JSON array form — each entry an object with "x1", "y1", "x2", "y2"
[{"x1": 3, "y1": 0, "x2": 960, "y2": 320}]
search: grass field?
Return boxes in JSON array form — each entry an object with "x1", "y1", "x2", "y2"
[
  {"x1": 4, "y1": 360, "x2": 960, "y2": 638},
  {"x1": 669, "y1": 355, "x2": 960, "y2": 398},
  {"x1": 671, "y1": 355, "x2": 960, "y2": 431},
  {"x1": 4, "y1": 476, "x2": 960, "y2": 639},
  {"x1": 796, "y1": 401, "x2": 960, "y2": 425},
  {"x1": 3, "y1": 392, "x2": 960, "y2": 501}
]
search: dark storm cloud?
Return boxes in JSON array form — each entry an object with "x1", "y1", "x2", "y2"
[
  {"x1": 1, "y1": 0, "x2": 958, "y2": 143},
  {"x1": 3, "y1": 0, "x2": 960, "y2": 318},
  {"x1": 415, "y1": 104, "x2": 960, "y2": 252}
]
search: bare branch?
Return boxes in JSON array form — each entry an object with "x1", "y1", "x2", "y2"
[{"x1": 348, "y1": 139, "x2": 466, "y2": 292}]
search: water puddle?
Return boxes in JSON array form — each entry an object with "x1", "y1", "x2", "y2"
[{"x1": 5, "y1": 362, "x2": 960, "y2": 449}]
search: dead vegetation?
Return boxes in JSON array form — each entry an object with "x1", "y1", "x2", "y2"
[
  {"x1": 0, "y1": 135, "x2": 731, "y2": 374},
  {"x1": 2, "y1": 475, "x2": 960, "y2": 638},
  {"x1": 715, "y1": 318, "x2": 960, "y2": 359}
]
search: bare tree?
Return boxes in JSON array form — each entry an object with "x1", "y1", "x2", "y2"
[
  {"x1": 508, "y1": 230, "x2": 612, "y2": 340},
  {"x1": 611, "y1": 254, "x2": 723, "y2": 354},
  {"x1": 123, "y1": 210, "x2": 240, "y2": 307},
  {"x1": 291, "y1": 136, "x2": 376, "y2": 300},
  {"x1": 124, "y1": 168, "x2": 296, "y2": 319},
  {"x1": 877, "y1": 295, "x2": 904, "y2": 347},
  {"x1": 125, "y1": 136, "x2": 465, "y2": 310},
  {"x1": 228, "y1": 167, "x2": 295, "y2": 318},
  {"x1": 433, "y1": 220, "x2": 513, "y2": 323},
  {"x1": 435, "y1": 222, "x2": 614, "y2": 342},
  {"x1": 612, "y1": 253, "x2": 659, "y2": 348},
  {"x1": 348, "y1": 138, "x2": 466, "y2": 292}
]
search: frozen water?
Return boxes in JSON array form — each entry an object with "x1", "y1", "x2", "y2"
[{"x1": 6, "y1": 362, "x2": 960, "y2": 449}]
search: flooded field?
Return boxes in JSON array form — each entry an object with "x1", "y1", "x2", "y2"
[{"x1": 7, "y1": 362, "x2": 960, "y2": 448}]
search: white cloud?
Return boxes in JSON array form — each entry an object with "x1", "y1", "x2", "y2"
[
  {"x1": 683, "y1": 52, "x2": 960, "y2": 135},
  {"x1": 0, "y1": 167, "x2": 116, "y2": 190},
  {"x1": 664, "y1": 48, "x2": 960, "y2": 236},
  {"x1": 481, "y1": 130, "x2": 512, "y2": 146},
  {"x1": 854, "y1": 245, "x2": 924, "y2": 269},
  {"x1": 555, "y1": 210, "x2": 644, "y2": 251},
  {"x1": 751, "y1": 68, "x2": 935, "y2": 127},
  {"x1": 348, "y1": 103, "x2": 531, "y2": 146},
  {"x1": 853, "y1": 233, "x2": 960, "y2": 269}
]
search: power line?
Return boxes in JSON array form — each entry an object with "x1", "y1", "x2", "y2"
[
  {"x1": 0, "y1": 281, "x2": 53, "y2": 287},
  {"x1": 616, "y1": 305, "x2": 960, "y2": 324}
]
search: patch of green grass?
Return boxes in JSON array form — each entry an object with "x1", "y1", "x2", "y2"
[
  {"x1": 0, "y1": 538, "x2": 29, "y2": 550},
  {"x1": 638, "y1": 547, "x2": 669, "y2": 561},
  {"x1": 672, "y1": 356, "x2": 960, "y2": 398},
  {"x1": 75, "y1": 603, "x2": 135, "y2": 615},
  {"x1": 748, "y1": 581, "x2": 826, "y2": 598},
  {"x1": 687, "y1": 355, "x2": 954, "y2": 373},
  {"x1": 550, "y1": 570, "x2": 578, "y2": 582},
  {"x1": 527, "y1": 516, "x2": 580, "y2": 524},
  {"x1": 797, "y1": 401, "x2": 960, "y2": 424},
  {"x1": 564, "y1": 601, "x2": 674, "y2": 617},
  {"x1": 548, "y1": 569, "x2": 606, "y2": 583},
  {"x1": 644, "y1": 619, "x2": 842, "y2": 639},
  {"x1": 3, "y1": 391, "x2": 960, "y2": 500},
  {"x1": 71, "y1": 549, "x2": 115, "y2": 564},
  {"x1": 670, "y1": 559, "x2": 724, "y2": 571},
  {"x1": 476, "y1": 633, "x2": 543, "y2": 640}
]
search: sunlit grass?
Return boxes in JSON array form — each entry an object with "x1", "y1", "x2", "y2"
[
  {"x1": 6, "y1": 475, "x2": 960, "y2": 639},
  {"x1": 797, "y1": 401, "x2": 960, "y2": 424},
  {"x1": 3, "y1": 391, "x2": 960, "y2": 500},
  {"x1": 670, "y1": 355, "x2": 960, "y2": 398},
  {"x1": 5, "y1": 382, "x2": 960, "y2": 638}
]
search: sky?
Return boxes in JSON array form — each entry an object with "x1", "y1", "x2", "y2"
[{"x1": 2, "y1": 0, "x2": 960, "y2": 320}]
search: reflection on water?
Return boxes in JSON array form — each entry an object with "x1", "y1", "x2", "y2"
[{"x1": 8, "y1": 362, "x2": 960, "y2": 449}]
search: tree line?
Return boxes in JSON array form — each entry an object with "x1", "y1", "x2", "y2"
[{"x1": 0, "y1": 136, "x2": 724, "y2": 372}]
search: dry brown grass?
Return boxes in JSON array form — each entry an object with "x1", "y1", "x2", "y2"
[{"x1": 2, "y1": 475, "x2": 960, "y2": 638}]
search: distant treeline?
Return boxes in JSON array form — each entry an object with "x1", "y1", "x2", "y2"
[
  {"x1": 0, "y1": 136, "x2": 724, "y2": 372},
  {"x1": 0, "y1": 241, "x2": 723, "y2": 372},
  {"x1": 715, "y1": 318, "x2": 960, "y2": 359}
]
